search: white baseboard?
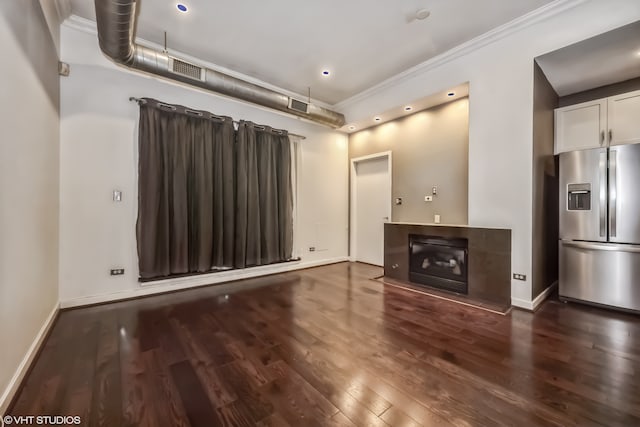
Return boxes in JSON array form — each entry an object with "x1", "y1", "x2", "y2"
[
  {"x1": 511, "y1": 281, "x2": 558, "y2": 311},
  {"x1": 0, "y1": 303, "x2": 59, "y2": 415},
  {"x1": 532, "y1": 281, "x2": 558, "y2": 311},
  {"x1": 510, "y1": 297, "x2": 533, "y2": 310},
  {"x1": 60, "y1": 256, "x2": 349, "y2": 309}
]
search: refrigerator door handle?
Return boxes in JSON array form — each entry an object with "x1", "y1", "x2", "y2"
[
  {"x1": 599, "y1": 151, "x2": 607, "y2": 237},
  {"x1": 610, "y1": 150, "x2": 617, "y2": 238},
  {"x1": 561, "y1": 240, "x2": 640, "y2": 253}
]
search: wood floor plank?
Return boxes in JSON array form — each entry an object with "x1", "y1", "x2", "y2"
[
  {"x1": 379, "y1": 406, "x2": 428, "y2": 427},
  {"x1": 169, "y1": 360, "x2": 223, "y2": 427},
  {"x1": 141, "y1": 349, "x2": 190, "y2": 427},
  {"x1": 261, "y1": 361, "x2": 339, "y2": 426},
  {"x1": 60, "y1": 320, "x2": 100, "y2": 423},
  {"x1": 215, "y1": 400, "x2": 255, "y2": 427},
  {"x1": 255, "y1": 412, "x2": 292, "y2": 427},
  {"x1": 7, "y1": 262, "x2": 640, "y2": 427},
  {"x1": 90, "y1": 314, "x2": 123, "y2": 427},
  {"x1": 168, "y1": 317, "x2": 238, "y2": 408},
  {"x1": 216, "y1": 361, "x2": 275, "y2": 423}
]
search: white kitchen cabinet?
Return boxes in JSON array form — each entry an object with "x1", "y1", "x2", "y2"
[
  {"x1": 554, "y1": 99, "x2": 607, "y2": 154},
  {"x1": 555, "y1": 89, "x2": 640, "y2": 154},
  {"x1": 608, "y1": 89, "x2": 640, "y2": 146}
]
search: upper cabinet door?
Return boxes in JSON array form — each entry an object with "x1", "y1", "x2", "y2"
[
  {"x1": 608, "y1": 89, "x2": 640, "y2": 146},
  {"x1": 555, "y1": 99, "x2": 607, "y2": 154}
]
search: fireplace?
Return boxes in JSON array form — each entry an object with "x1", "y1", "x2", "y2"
[{"x1": 409, "y1": 234, "x2": 468, "y2": 294}]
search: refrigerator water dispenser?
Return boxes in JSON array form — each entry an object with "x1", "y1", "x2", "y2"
[{"x1": 567, "y1": 183, "x2": 591, "y2": 210}]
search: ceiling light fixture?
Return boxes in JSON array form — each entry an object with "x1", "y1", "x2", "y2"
[
  {"x1": 322, "y1": 70, "x2": 331, "y2": 77},
  {"x1": 349, "y1": 125, "x2": 356, "y2": 131},
  {"x1": 404, "y1": 106, "x2": 413, "y2": 112},
  {"x1": 415, "y1": 9, "x2": 431, "y2": 20},
  {"x1": 447, "y1": 92, "x2": 455, "y2": 97},
  {"x1": 176, "y1": 3, "x2": 188, "y2": 13}
]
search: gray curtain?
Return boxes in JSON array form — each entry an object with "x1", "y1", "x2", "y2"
[
  {"x1": 235, "y1": 121, "x2": 293, "y2": 268},
  {"x1": 137, "y1": 101, "x2": 294, "y2": 279},
  {"x1": 137, "y1": 99, "x2": 235, "y2": 279}
]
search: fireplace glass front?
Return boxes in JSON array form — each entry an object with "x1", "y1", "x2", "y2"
[{"x1": 409, "y1": 234, "x2": 468, "y2": 294}]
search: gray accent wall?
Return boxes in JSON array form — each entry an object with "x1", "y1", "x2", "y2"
[
  {"x1": 349, "y1": 98, "x2": 469, "y2": 225},
  {"x1": 531, "y1": 62, "x2": 559, "y2": 300},
  {"x1": 0, "y1": 0, "x2": 60, "y2": 410}
]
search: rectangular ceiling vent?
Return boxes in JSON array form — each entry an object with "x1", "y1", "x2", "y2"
[
  {"x1": 168, "y1": 57, "x2": 205, "y2": 81},
  {"x1": 288, "y1": 98, "x2": 310, "y2": 114}
]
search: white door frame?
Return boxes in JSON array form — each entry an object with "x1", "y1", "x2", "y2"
[{"x1": 349, "y1": 151, "x2": 392, "y2": 263}]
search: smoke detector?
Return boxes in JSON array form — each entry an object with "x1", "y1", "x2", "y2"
[{"x1": 415, "y1": 9, "x2": 431, "y2": 20}]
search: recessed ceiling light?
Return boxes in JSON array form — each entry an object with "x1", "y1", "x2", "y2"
[
  {"x1": 176, "y1": 3, "x2": 188, "y2": 13},
  {"x1": 322, "y1": 70, "x2": 331, "y2": 77},
  {"x1": 404, "y1": 106, "x2": 413, "y2": 112},
  {"x1": 349, "y1": 125, "x2": 356, "y2": 131},
  {"x1": 374, "y1": 117, "x2": 381, "y2": 122},
  {"x1": 447, "y1": 92, "x2": 455, "y2": 97},
  {"x1": 415, "y1": 9, "x2": 431, "y2": 20}
]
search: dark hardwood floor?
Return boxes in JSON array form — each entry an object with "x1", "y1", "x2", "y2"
[{"x1": 8, "y1": 262, "x2": 640, "y2": 426}]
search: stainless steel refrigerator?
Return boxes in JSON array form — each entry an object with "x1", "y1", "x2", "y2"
[{"x1": 559, "y1": 143, "x2": 640, "y2": 312}]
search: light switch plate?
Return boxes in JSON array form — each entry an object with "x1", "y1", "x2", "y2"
[
  {"x1": 513, "y1": 273, "x2": 527, "y2": 281},
  {"x1": 113, "y1": 190, "x2": 122, "y2": 202}
]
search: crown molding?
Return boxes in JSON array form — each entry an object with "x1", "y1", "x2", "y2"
[
  {"x1": 62, "y1": 0, "x2": 587, "y2": 112},
  {"x1": 334, "y1": 0, "x2": 587, "y2": 111}
]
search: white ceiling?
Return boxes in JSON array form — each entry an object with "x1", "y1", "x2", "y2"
[
  {"x1": 536, "y1": 21, "x2": 640, "y2": 96},
  {"x1": 70, "y1": 0, "x2": 554, "y2": 105}
]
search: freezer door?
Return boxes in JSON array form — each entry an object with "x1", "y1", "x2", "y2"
[
  {"x1": 609, "y1": 143, "x2": 640, "y2": 244},
  {"x1": 559, "y1": 148, "x2": 607, "y2": 242},
  {"x1": 559, "y1": 240, "x2": 640, "y2": 312}
]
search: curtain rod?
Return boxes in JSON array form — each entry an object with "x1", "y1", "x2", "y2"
[{"x1": 129, "y1": 97, "x2": 306, "y2": 140}]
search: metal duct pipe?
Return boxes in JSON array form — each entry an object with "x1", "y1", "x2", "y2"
[{"x1": 94, "y1": 0, "x2": 346, "y2": 128}]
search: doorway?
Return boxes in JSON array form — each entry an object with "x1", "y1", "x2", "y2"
[{"x1": 350, "y1": 152, "x2": 392, "y2": 266}]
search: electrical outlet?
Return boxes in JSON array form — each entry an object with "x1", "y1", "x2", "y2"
[
  {"x1": 110, "y1": 268, "x2": 125, "y2": 276},
  {"x1": 513, "y1": 273, "x2": 527, "y2": 281},
  {"x1": 424, "y1": 196, "x2": 433, "y2": 202},
  {"x1": 309, "y1": 247, "x2": 316, "y2": 252}
]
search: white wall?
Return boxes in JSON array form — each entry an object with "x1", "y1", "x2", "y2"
[
  {"x1": 37, "y1": 0, "x2": 63, "y2": 54},
  {"x1": 0, "y1": 0, "x2": 60, "y2": 412},
  {"x1": 338, "y1": 0, "x2": 640, "y2": 306},
  {"x1": 58, "y1": 22, "x2": 349, "y2": 306}
]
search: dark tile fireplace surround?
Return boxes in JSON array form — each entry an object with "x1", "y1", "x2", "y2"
[{"x1": 385, "y1": 223, "x2": 511, "y2": 309}]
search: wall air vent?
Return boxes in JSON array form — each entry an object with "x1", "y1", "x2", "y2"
[
  {"x1": 168, "y1": 57, "x2": 205, "y2": 81},
  {"x1": 288, "y1": 98, "x2": 310, "y2": 114}
]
